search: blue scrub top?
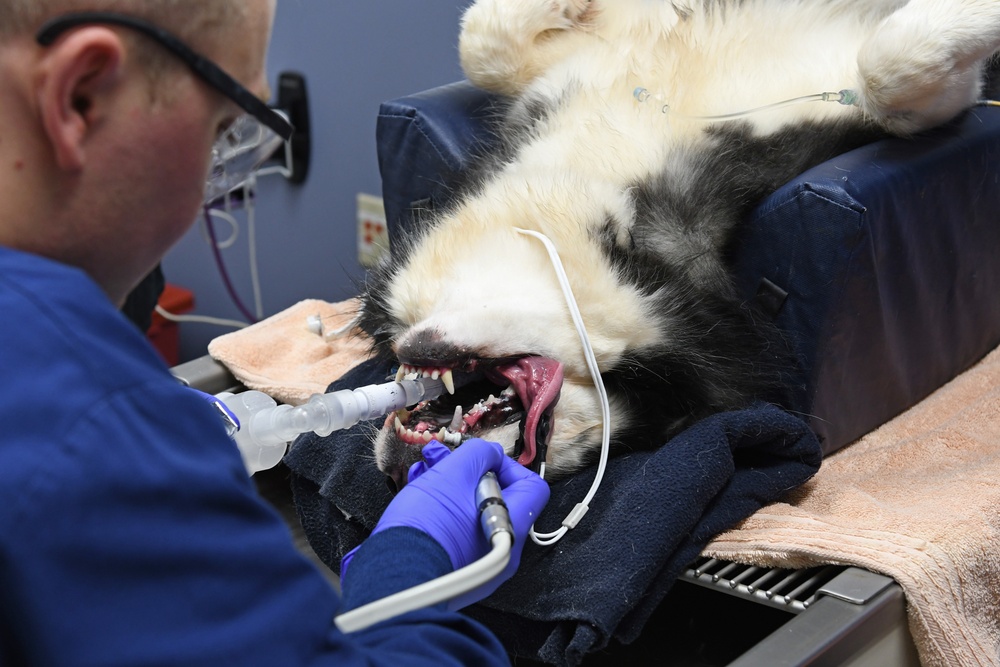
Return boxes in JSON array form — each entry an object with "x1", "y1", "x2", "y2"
[{"x1": 0, "y1": 246, "x2": 508, "y2": 666}]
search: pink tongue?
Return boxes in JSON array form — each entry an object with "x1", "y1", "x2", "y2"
[{"x1": 487, "y1": 357, "x2": 564, "y2": 467}]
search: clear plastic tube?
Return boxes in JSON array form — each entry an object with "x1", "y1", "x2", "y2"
[
  {"x1": 633, "y1": 86, "x2": 859, "y2": 121},
  {"x1": 221, "y1": 376, "x2": 447, "y2": 474}
]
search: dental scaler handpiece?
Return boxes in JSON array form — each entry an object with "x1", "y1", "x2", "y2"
[{"x1": 216, "y1": 376, "x2": 447, "y2": 474}]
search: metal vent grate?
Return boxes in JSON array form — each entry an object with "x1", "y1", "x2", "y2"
[{"x1": 682, "y1": 557, "x2": 847, "y2": 613}]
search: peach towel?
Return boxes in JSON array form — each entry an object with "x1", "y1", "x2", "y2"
[
  {"x1": 705, "y1": 345, "x2": 1000, "y2": 667},
  {"x1": 207, "y1": 298, "x2": 372, "y2": 406}
]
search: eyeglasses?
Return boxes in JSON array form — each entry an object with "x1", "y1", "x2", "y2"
[{"x1": 36, "y1": 12, "x2": 293, "y2": 203}]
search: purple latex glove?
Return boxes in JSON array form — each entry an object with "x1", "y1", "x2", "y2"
[
  {"x1": 366, "y1": 439, "x2": 548, "y2": 606},
  {"x1": 384, "y1": 439, "x2": 548, "y2": 568},
  {"x1": 394, "y1": 439, "x2": 549, "y2": 609}
]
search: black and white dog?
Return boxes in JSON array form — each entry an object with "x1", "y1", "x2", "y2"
[{"x1": 360, "y1": 0, "x2": 1000, "y2": 486}]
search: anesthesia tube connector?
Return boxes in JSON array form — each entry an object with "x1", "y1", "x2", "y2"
[{"x1": 217, "y1": 376, "x2": 448, "y2": 474}]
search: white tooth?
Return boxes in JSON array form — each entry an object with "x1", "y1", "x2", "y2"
[
  {"x1": 488, "y1": 394, "x2": 496, "y2": 403},
  {"x1": 394, "y1": 416, "x2": 403, "y2": 431},
  {"x1": 442, "y1": 370, "x2": 455, "y2": 395},
  {"x1": 437, "y1": 428, "x2": 447, "y2": 442},
  {"x1": 449, "y1": 406, "x2": 464, "y2": 432},
  {"x1": 395, "y1": 366, "x2": 405, "y2": 382},
  {"x1": 423, "y1": 431, "x2": 433, "y2": 444},
  {"x1": 431, "y1": 369, "x2": 440, "y2": 380}
]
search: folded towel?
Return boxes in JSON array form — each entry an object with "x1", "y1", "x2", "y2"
[
  {"x1": 207, "y1": 298, "x2": 371, "y2": 405},
  {"x1": 704, "y1": 344, "x2": 1000, "y2": 667},
  {"x1": 284, "y1": 359, "x2": 823, "y2": 666}
]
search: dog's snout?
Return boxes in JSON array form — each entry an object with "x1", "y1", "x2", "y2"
[{"x1": 396, "y1": 327, "x2": 478, "y2": 368}]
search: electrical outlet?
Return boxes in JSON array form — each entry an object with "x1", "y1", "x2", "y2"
[{"x1": 357, "y1": 193, "x2": 389, "y2": 267}]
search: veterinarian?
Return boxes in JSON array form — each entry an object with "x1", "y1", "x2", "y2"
[{"x1": 0, "y1": 1, "x2": 549, "y2": 665}]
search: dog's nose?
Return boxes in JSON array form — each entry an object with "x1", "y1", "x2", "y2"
[{"x1": 396, "y1": 327, "x2": 475, "y2": 368}]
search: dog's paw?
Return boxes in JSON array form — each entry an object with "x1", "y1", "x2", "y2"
[
  {"x1": 465, "y1": 0, "x2": 593, "y2": 40},
  {"x1": 460, "y1": 0, "x2": 595, "y2": 94},
  {"x1": 856, "y1": 2, "x2": 998, "y2": 134},
  {"x1": 505, "y1": 0, "x2": 595, "y2": 37},
  {"x1": 550, "y1": 0, "x2": 594, "y2": 28},
  {"x1": 858, "y1": 39, "x2": 982, "y2": 134}
]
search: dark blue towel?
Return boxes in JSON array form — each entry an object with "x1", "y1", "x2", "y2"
[{"x1": 284, "y1": 359, "x2": 822, "y2": 666}]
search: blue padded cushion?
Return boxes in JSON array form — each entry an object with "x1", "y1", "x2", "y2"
[{"x1": 376, "y1": 81, "x2": 1000, "y2": 456}]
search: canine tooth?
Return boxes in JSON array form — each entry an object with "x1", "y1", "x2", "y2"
[
  {"x1": 394, "y1": 416, "x2": 403, "y2": 432},
  {"x1": 449, "y1": 406, "x2": 464, "y2": 432},
  {"x1": 442, "y1": 370, "x2": 455, "y2": 394},
  {"x1": 394, "y1": 367, "x2": 405, "y2": 382}
]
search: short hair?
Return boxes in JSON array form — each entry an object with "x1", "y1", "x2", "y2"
[
  {"x1": 0, "y1": 1, "x2": 246, "y2": 41},
  {"x1": 0, "y1": 1, "x2": 249, "y2": 83}
]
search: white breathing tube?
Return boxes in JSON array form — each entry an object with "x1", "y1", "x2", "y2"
[{"x1": 514, "y1": 228, "x2": 612, "y2": 547}]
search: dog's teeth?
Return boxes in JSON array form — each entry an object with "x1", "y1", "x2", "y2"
[
  {"x1": 437, "y1": 428, "x2": 447, "y2": 442},
  {"x1": 394, "y1": 416, "x2": 403, "y2": 432},
  {"x1": 449, "y1": 406, "x2": 464, "y2": 432},
  {"x1": 442, "y1": 369, "x2": 455, "y2": 394},
  {"x1": 422, "y1": 430, "x2": 433, "y2": 444},
  {"x1": 431, "y1": 369, "x2": 441, "y2": 380},
  {"x1": 394, "y1": 366, "x2": 405, "y2": 382}
]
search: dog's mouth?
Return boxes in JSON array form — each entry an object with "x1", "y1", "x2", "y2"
[{"x1": 386, "y1": 356, "x2": 564, "y2": 469}]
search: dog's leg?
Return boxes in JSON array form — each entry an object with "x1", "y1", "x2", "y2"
[
  {"x1": 857, "y1": 0, "x2": 1000, "y2": 134},
  {"x1": 459, "y1": 0, "x2": 594, "y2": 95}
]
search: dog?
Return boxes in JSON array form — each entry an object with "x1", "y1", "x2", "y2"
[{"x1": 359, "y1": 0, "x2": 1000, "y2": 488}]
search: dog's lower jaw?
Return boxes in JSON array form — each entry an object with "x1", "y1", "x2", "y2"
[{"x1": 374, "y1": 418, "x2": 524, "y2": 491}]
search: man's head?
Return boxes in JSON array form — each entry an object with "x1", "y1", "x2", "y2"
[{"x1": 0, "y1": 0, "x2": 277, "y2": 305}]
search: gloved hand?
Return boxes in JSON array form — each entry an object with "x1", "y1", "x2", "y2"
[{"x1": 372, "y1": 439, "x2": 549, "y2": 608}]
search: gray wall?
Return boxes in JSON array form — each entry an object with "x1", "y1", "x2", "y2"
[{"x1": 162, "y1": 2, "x2": 468, "y2": 363}]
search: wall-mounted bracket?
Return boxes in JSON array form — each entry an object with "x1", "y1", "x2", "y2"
[{"x1": 269, "y1": 71, "x2": 311, "y2": 185}]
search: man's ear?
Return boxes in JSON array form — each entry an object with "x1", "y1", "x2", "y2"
[{"x1": 37, "y1": 28, "x2": 126, "y2": 171}]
